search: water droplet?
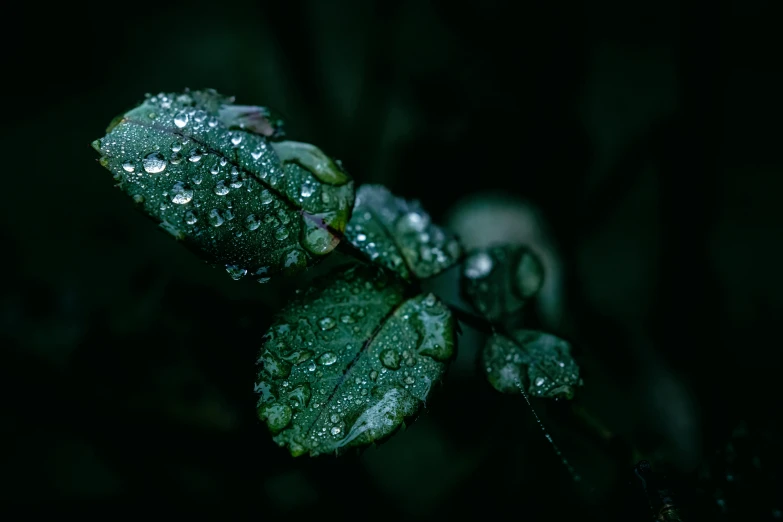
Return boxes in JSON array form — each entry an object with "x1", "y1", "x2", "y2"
[
  {"x1": 423, "y1": 293, "x2": 436, "y2": 307},
  {"x1": 208, "y1": 118, "x2": 218, "y2": 128},
  {"x1": 355, "y1": 233, "x2": 367, "y2": 242},
  {"x1": 396, "y1": 212, "x2": 429, "y2": 234},
  {"x1": 170, "y1": 182, "x2": 194, "y2": 204},
  {"x1": 302, "y1": 213, "x2": 338, "y2": 255},
  {"x1": 245, "y1": 214, "x2": 261, "y2": 231},
  {"x1": 275, "y1": 227, "x2": 290, "y2": 241},
  {"x1": 403, "y1": 375, "x2": 415, "y2": 385},
  {"x1": 319, "y1": 352, "x2": 337, "y2": 366},
  {"x1": 171, "y1": 142, "x2": 182, "y2": 152},
  {"x1": 330, "y1": 426, "x2": 342, "y2": 436},
  {"x1": 231, "y1": 133, "x2": 243, "y2": 146},
  {"x1": 535, "y1": 377, "x2": 546, "y2": 387},
  {"x1": 142, "y1": 152, "x2": 167, "y2": 174},
  {"x1": 318, "y1": 317, "x2": 336, "y2": 331},
  {"x1": 224, "y1": 208, "x2": 235, "y2": 220},
  {"x1": 369, "y1": 370, "x2": 378, "y2": 381},
  {"x1": 226, "y1": 265, "x2": 247, "y2": 280},
  {"x1": 260, "y1": 190, "x2": 274, "y2": 205},
  {"x1": 174, "y1": 112, "x2": 189, "y2": 128},
  {"x1": 214, "y1": 181, "x2": 230, "y2": 196},
  {"x1": 208, "y1": 209, "x2": 224, "y2": 227},
  {"x1": 287, "y1": 383, "x2": 311, "y2": 409},
  {"x1": 170, "y1": 152, "x2": 183, "y2": 164},
  {"x1": 307, "y1": 360, "x2": 316, "y2": 372},
  {"x1": 251, "y1": 149, "x2": 263, "y2": 160},
  {"x1": 464, "y1": 251, "x2": 493, "y2": 279},
  {"x1": 132, "y1": 194, "x2": 145, "y2": 204},
  {"x1": 379, "y1": 349, "x2": 401, "y2": 370},
  {"x1": 210, "y1": 164, "x2": 219, "y2": 175},
  {"x1": 184, "y1": 210, "x2": 198, "y2": 225},
  {"x1": 283, "y1": 248, "x2": 307, "y2": 274},
  {"x1": 257, "y1": 401, "x2": 292, "y2": 433},
  {"x1": 193, "y1": 110, "x2": 207, "y2": 122},
  {"x1": 301, "y1": 184, "x2": 314, "y2": 198},
  {"x1": 340, "y1": 314, "x2": 355, "y2": 324},
  {"x1": 188, "y1": 149, "x2": 203, "y2": 163},
  {"x1": 258, "y1": 350, "x2": 292, "y2": 379},
  {"x1": 122, "y1": 161, "x2": 135, "y2": 173}
]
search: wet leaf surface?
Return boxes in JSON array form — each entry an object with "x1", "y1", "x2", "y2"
[
  {"x1": 461, "y1": 244, "x2": 544, "y2": 325},
  {"x1": 482, "y1": 330, "x2": 581, "y2": 399},
  {"x1": 255, "y1": 265, "x2": 455, "y2": 456},
  {"x1": 92, "y1": 90, "x2": 354, "y2": 282},
  {"x1": 345, "y1": 185, "x2": 462, "y2": 281}
]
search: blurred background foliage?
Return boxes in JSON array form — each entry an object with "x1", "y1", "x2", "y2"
[{"x1": 3, "y1": 0, "x2": 782, "y2": 519}]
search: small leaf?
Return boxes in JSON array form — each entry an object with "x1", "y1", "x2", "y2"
[
  {"x1": 217, "y1": 104, "x2": 285, "y2": 138},
  {"x1": 271, "y1": 141, "x2": 350, "y2": 185},
  {"x1": 255, "y1": 265, "x2": 455, "y2": 456},
  {"x1": 92, "y1": 89, "x2": 354, "y2": 281},
  {"x1": 344, "y1": 185, "x2": 463, "y2": 281},
  {"x1": 482, "y1": 330, "x2": 581, "y2": 399},
  {"x1": 462, "y1": 245, "x2": 544, "y2": 324}
]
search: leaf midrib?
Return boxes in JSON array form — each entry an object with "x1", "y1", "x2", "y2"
[{"x1": 301, "y1": 291, "x2": 406, "y2": 445}]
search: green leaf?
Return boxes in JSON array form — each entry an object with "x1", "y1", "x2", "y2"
[
  {"x1": 344, "y1": 185, "x2": 463, "y2": 281},
  {"x1": 91, "y1": 90, "x2": 354, "y2": 281},
  {"x1": 255, "y1": 265, "x2": 456, "y2": 456},
  {"x1": 482, "y1": 330, "x2": 582, "y2": 400},
  {"x1": 461, "y1": 245, "x2": 544, "y2": 324}
]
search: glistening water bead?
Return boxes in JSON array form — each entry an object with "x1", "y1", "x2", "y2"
[
  {"x1": 214, "y1": 181, "x2": 230, "y2": 196},
  {"x1": 209, "y1": 209, "x2": 224, "y2": 227},
  {"x1": 464, "y1": 251, "x2": 493, "y2": 279},
  {"x1": 170, "y1": 182, "x2": 194, "y2": 204},
  {"x1": 174, "y1": 112, "x2": 189, "y2": 128},
  {"x1": 318, "y1": 317, "x2": 336, "y2": 330},
  {"x1": 318, "y1": 352, "x2": 338, "y2": 366},
  {"x1": 246, "y1": 214, "x2": 261, "y2": 231},
  {"x1": 142, "y1": 152, "x2": 167, "y2": 174}
]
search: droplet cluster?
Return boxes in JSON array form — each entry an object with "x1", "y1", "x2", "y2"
[
  {"x1": 345, "y1": 185, "x2": 462, "y2": 281},
  {"x1": 254, "y1": 266, "x2": 455, "y2": 456},
  {"x1": 92, "y1": 89, "x2": 354, "y2": 282}
]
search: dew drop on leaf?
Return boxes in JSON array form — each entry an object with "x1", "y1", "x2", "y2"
[
  {"x1": 226, "y1": 265, "x2": 247, "y2": 280},
  {"x1": 174, "y1": 111, "x2": 189, "y2": 128},
  {"x1": 245, "y1": 214, "x2": 261, "y2": 231},
  {"x1": 208, "y1": 208, "x2": 224, "y2": 227},
  {"x1": 464, "y1": 251, "x2": 493, "y2": 279},
  {"x1": 213, "y1": 181, "x2": 229, "y2": 196},
  {"x1": 379, "y1": 349, "x2": 401, "y2": 370},
  {"x1": 142, "y1": 152, "x2": 167, "y2": 174},
  {"x1": 318, "y1": 317, "x2": 336, "y2": 331},
  {"x1": 275, "y1": 227, "x2": 290, "y2": 241},
  {"x1": 318, "y1": 352, "x2": 338, "y2": 366},
  {"x1": 170, "y1": 182, "x2": 194, "y2": 204}
]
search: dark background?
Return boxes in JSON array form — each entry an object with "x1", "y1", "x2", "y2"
[{"x1": 3, "y1": 0, "x2": 782, "y2": 519}]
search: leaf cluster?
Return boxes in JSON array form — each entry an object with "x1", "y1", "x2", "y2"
[{"x1": 92, "y1": 89, "x2": 581, "y2": 456}]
